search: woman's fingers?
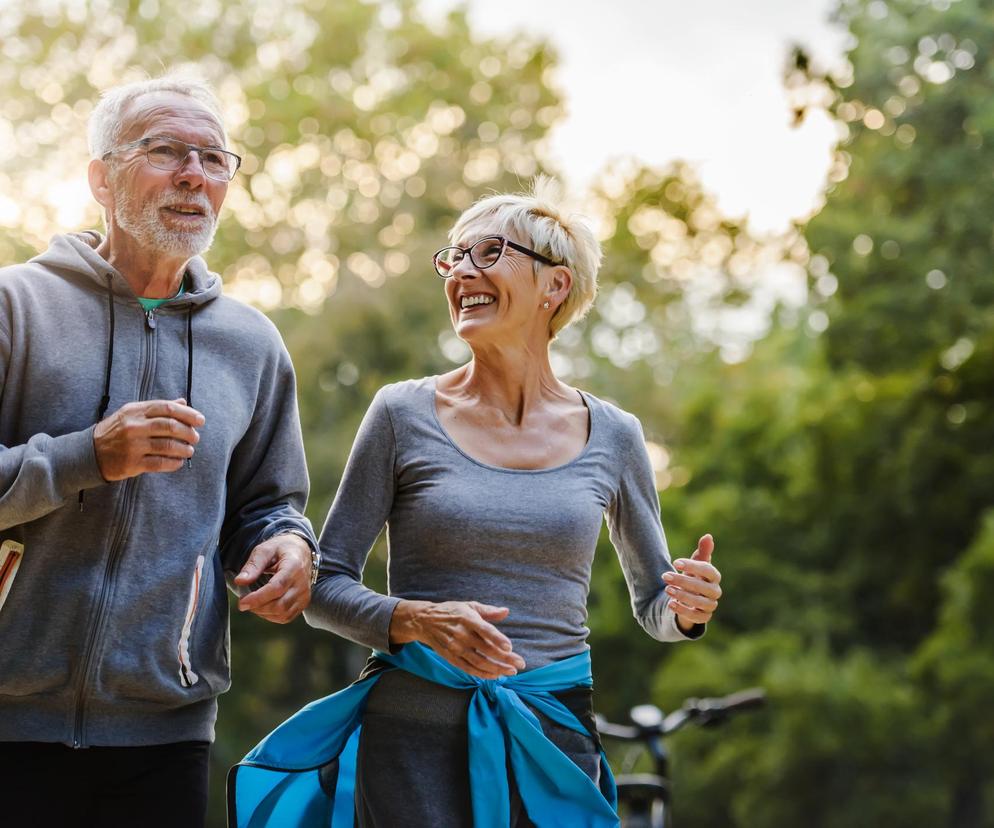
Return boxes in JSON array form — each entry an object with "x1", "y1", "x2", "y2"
[
  {"x1": 423, "y1": 601, "x2": 525, "y2": 676},
  {"x1": 431, "y1": 634, "x2": 518, "y2": 678},
  {"x1": 672, "y1": 558, "x2": 721, "y2": 583},
  {"x1": 665, "y1": 586, "x2": 718, "y2": 613},
  {"x1": 447, "y1": 621, "x2": 523, "y2": 674},
  {"x1": 669, "y1": 598, "x2": 713, "y2": 625},
  {"x1": 662, "y1": 571, "x2": 722, "y2": 600},
  {"x1": 468, "y1": 619, "x2": 525, "y2": 669},
  {"x1": 663, "y1": 548, "x2": 722, "y2": 611},
  {"x1": 467, "y1": 601, "x2": 510, "y2": 622},
  {"x1": 663, "y1": 539, "x2": 722, "y2": 625},
  {"x1": 456, "y1": 641, "x2": 520, "y2": 677},
  {"x1": 466, "y1": 602, "x2": 525, "y2": 665},
  {"x1": 448, "y1": 654, "x2": 507, "y2": 680},
  {"x1": 471, "y1": 626, "x2": 527, "y2": 670}
]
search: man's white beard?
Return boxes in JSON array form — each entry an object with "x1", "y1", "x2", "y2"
[{"x1": 113, "y1": 187, "x2": 218, "y2": 259}]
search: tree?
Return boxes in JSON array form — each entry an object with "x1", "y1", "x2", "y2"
[
  {"x1": 0, "y1": 3, "x2": 566, "y2": 824},
  {"x1": 7, "y1": 0, "x2": 989, "y2": 825},
  {"x1": 623, "y1": 1, "x2": 994, "y2": 824}
]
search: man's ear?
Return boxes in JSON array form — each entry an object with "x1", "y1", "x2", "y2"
[{"x1": 88, "y1": 158, "x2": 114, "y2": 211}]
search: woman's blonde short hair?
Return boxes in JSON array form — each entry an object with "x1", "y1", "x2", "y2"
[{"x1": 449, "y1": 177, "x2": 602, "y2": 338}]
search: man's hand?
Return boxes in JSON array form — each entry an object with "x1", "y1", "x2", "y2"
[
  {"x1": 389, "y1": 599, "x2": 527, "y2": 679},
  {"x1": 93, "y1": 398, "x2": 204, "y2": 481},
  {"x1": 235, "y1": 534, "x2": 313, "y2": 623},
  {"x1": 663, "y1": 534, "x2": 722, "y2": 632}
]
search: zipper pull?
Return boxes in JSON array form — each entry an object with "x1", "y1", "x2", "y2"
[{"x1": 145, "y1": 308, "x2": 156, "y2": 329}]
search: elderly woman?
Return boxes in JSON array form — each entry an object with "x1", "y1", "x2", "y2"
[{"x1": 228, "y1": 180, "x2": 722, "y2": 828}]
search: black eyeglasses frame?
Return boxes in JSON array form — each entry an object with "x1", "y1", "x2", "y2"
[{"x1": 432, "y1": 234, "x2": 562, "y2": 278}]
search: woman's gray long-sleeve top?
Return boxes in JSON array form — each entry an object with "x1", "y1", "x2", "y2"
[{"x1": 304, "y1": 377, "x2": 701, "y2": 668}]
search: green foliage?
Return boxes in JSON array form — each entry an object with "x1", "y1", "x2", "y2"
[
  {"x1": 914, "y1": 510, "x2": 994, "y2": 825},
  {"x1": 614, "y1": 1, "x2": 994, "y2": 824},
  {"x1": 643, "y1": 633, "x2": 943, "y2": 828},
  {"x1": 0, "y1": 0, "x2": 560, "y2": 294},
  {"x1": 803, "y1": 0, "x2": 994, "y2": 374},
  {"x1": 3, "y1": 0, "x2": 992, "y2": 826}
]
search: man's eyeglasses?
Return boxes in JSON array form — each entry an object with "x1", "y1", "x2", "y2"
[
  {"x1": 102, "y1": 136, "x2": 242, "y2": 182},
  {"x1": 432, "y1": 235, "x2": 562, "y2": 278}
]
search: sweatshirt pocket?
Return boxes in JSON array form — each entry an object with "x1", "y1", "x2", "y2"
[
  {"x1": 176, "y1": 550, "x2": 230, "y2": 695},
  {"x1": 177, "y1": 555, "x2": 206, "y2": 687},
  {"x1": 102, "y1": 543, "x2": 229, "y2": 706},
  {"x1": 0, "y1": 540, "x2": 24, "y2": 612}
]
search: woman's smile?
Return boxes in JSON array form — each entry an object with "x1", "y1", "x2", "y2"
[{"x1": 458, "y1": 293, "x2": 496, "y2": 311}]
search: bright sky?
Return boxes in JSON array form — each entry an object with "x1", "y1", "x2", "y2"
[{"x1": 420, "y1": 0, "x2": 848, "y2": 233}]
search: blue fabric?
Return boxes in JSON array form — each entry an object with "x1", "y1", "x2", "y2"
[{"x1": 228, "y1": 643, "x2": 619, "y2": 827}]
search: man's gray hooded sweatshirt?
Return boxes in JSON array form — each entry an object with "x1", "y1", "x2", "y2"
[{"x1": 0, "y1": 232, "x2": 317, "y2": 747}]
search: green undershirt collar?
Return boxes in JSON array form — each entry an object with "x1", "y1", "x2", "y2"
[{"x1": 137, "y1": 275, "x2": 187, "y2": 311}]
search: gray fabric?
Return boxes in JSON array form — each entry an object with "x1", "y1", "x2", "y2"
[
  {"x1": 355, "y1": 669, "x2": 600, "y2": 827},
  {"x1": 0, "y1": 232, "x2": 317, "y2": 746},
  {"x1": 306, "y1": 377, "x2": 701, "y2": 667}
]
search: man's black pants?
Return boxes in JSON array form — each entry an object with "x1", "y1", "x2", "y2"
[{"x1": 0, "y1": 740, "x2": 210, "y2": 828}]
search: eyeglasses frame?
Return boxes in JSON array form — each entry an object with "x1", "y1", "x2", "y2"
[
  {"x1": 101, "y1": 135, "x2": 242, "y2": 182},
  {"x1": 432, "y1": 235, "x2": 562, "y2": 278}
]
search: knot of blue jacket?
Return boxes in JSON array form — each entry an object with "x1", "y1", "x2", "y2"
[{"x1": 375, "y1": 643, "x2": 619, "y2": 828}]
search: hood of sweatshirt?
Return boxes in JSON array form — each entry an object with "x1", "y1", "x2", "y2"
[
  {"x1": 25, "y1": 231, "x2": 224, "y2": 442},
  {"x1": 30, "y1": 230, "x2": 223, "y2": 307}
]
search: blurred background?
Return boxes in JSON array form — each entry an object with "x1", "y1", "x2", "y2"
[{"x1": 2, "y1": 0, "x2": 992, "y2": 825}]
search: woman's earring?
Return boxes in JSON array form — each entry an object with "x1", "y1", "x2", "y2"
[{"x1": 543, "y1": 301, "x2": 550, "y2": 309}]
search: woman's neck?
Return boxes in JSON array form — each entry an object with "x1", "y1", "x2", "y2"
[{"x1": 447, "y1": 343, "x2": 569, "y2": 426}]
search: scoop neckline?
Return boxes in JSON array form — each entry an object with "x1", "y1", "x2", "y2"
[{"x1": 428, "y1": 376, "x2": 596, "y2": 475}]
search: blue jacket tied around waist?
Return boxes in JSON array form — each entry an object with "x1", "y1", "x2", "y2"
[{"x1": 227, "y1": 643, "x2": 619, "y2": 827}]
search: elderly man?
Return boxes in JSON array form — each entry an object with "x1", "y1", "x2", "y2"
[{"x1": 0, "y1": 74, "x2": 318, "y2": 827}]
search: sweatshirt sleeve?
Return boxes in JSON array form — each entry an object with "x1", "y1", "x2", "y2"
[
  {"x1": 605, "y1": 414, "x2": 704, "y2": 643},
  {"x1": 304, "y1": 388, "x2": 401, "y2": 652},
  {"x1": 218, "y1": 340, "x2": 317, "y2": 581},
  {"x1": 0, "y1": 322, "x2": 107, "y2": 531}
]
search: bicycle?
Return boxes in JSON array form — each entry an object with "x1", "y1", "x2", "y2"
[{"x1": 596, "y1": 687, "x2": 767, "y2": 828}]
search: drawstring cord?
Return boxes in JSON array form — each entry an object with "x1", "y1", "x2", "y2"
[
  {"x1": 186, "y1": 306, "x2": 193, "y2": 469},
  {"x1": 79, "y1": 277, "x2": 196, "y2": 508},
  {"x1": 80, "y1": 275, "x2": 116, "y2": 511},
  {"x1": 97, "y1": 276, "x2": 116, "y2": 422}
]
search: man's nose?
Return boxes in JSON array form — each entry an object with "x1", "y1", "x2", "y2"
[{"x1": 172, "y1": 150, "x2": 207, "y2": 187}]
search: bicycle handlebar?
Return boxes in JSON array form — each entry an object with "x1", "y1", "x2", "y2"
[
  {"x1": 685, "y1": 688, "x2": 766, "y2": 719},
  {"x1": 597, "y1": 687, "x2": 767, "y2": 741},
  {"x1": 596, "y1": 719, "x2": 644, "y2": 741}
]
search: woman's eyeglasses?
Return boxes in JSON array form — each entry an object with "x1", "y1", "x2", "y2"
[{"x1": 432, "y1": 235, "x2": 561, "y2": 278}]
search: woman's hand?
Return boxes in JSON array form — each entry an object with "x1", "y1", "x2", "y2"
[
  {"x1": 389, "y1": 599, "x2": 527, "y2": 679},
  {"x1": 662, "y1": 534, "x2": 722, "y2": 632}
]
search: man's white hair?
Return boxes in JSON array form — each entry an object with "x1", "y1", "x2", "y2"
[
  {"x1": 87, "y1": 71, "x2": 226, "y2": 159},
  {"x1": 449, "y1": 177, "x2": 602, "y2": 338}
]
